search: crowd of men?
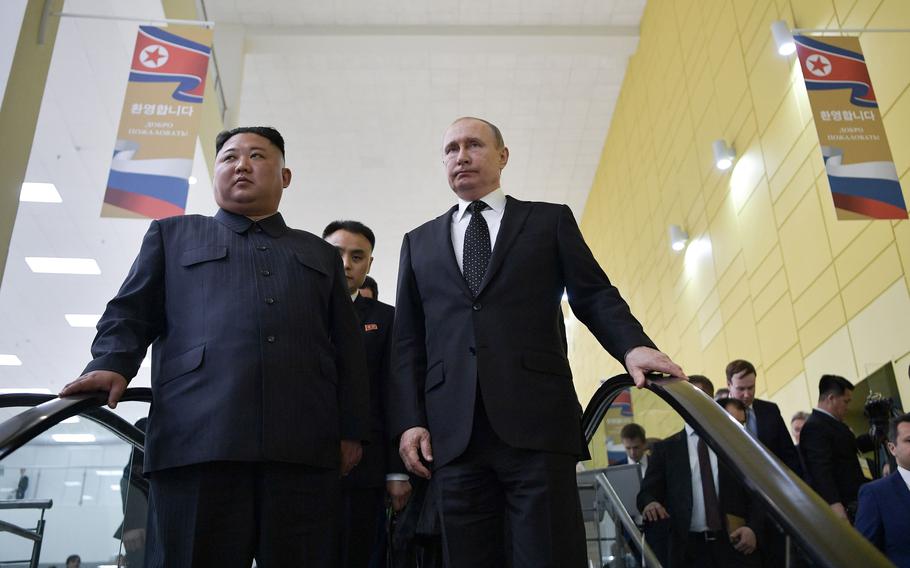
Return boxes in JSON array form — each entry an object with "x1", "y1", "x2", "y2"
[{"x1": 623, "y1": 360, "x2": 910, "y2": 568}]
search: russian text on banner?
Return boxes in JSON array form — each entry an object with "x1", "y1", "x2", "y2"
[
  {"x1": 795, "y1": 35, "x2": 907, "y2": 220},
  {"x1": 102, "y1": 25, "x2": 212, "y2": 219}
]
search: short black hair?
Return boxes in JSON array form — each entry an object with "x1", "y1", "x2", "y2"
[
  {"x1": 818, "y1": 374, "x2": 854, "y2": 400},
  {"x1": 452, "y1": 116, "x2": 505, "y2": 149},
  {"x1": 726, "y1": 359, "x2": 757, "y2": 383},
  {"x1": 689, "y1": 375, "x2": 715, "y2": 397},
  {"x1": 889, "y1": 413, "x2": 910, "y2": 443},
  {"x1": 215, "y1": 126, "x2": 285, "y2": 158},
  {"x1": 360, "y1": 275, "x2": 378, "y2": 299},
  {"x1": 716, "y1": 397, "x2": 746, "y2": 413},
  {"x1": 322, "y1": 220, "x2": 376, "y2": 251},
  {"x1": 620, "y1": 423, "x2": 646, "y2": 442},
  {"x1": 714, "y1": 388, "x2": 730, "y2": 400}
]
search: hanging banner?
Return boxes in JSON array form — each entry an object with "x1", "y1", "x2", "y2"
[
  {"x1": 102, "y1": 25, "x2": 213, "y2": 219},
  {"x1": 795, "y1": 35, "x2": 907, "y2": 220}
]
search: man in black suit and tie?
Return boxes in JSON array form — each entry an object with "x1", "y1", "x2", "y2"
[
  {"x1": 637, "y1": 376, "x2": 761, "y2": 568},
  {"x1": 725, "y1": 359, "x2": 802, "y2": 474},
  {"x1": 800, "y1": 374, "x2": 869, "y2": 521},
  {"x1": 61, "y1": 126, "x2": 370, "y2": 567},
  {"x1": 324, "y1": 220, "x2": 411, "y2": 566},
  {"x1": 390, "y1": 117, "x2": 685, "y2": 567}
]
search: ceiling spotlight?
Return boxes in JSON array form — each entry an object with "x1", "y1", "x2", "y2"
[
  {"x1": 188, "y1": 176, "x2": 198, "y2": 185},
  {"x1": 712, "y1": 139, "x2": 736, "y2": 170},
  {"x1": 771, "y1": 20, "x2": 796, "y2": 56},
  {"x1": 669, "y1": 225, "x2": 689, "y2": 252}
]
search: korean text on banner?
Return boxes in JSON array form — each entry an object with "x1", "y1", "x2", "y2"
[
  {"x1": 795, "y1": 35, "x2": 907, "y2": 220},
  {"x1": 102, "y1": 25, "x2": 213, "y2": 219}
]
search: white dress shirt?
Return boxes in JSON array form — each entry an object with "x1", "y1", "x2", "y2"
[
  {"x1": 451, "y1": 187, "x2": 507, "y2": 272},
  {"x1": 898, "y1": 466, "x2": 910, "y2": 493},
  {"x1": 685, "y1": 425, "x2": 719, "y2": 531},
  {"x1": 627, "y1": 453, "x2": 649, "y2": 478}
]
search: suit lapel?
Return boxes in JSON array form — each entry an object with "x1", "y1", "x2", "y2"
[
  {"x1": 671, "y1": 431, "x2": 693, "y2": 514},
  {"x1": 475, "y1": 196, "x2": 531, "y2": 297},
  {"x1": 353, "y1": 294, "x2": 370, "y2": 324},
  {"x1": 434, "y1": 205, "x2": 474, "y2": 300},
  {"x1": 891, "y1": 471, "x2": 910, "y2": 510}
]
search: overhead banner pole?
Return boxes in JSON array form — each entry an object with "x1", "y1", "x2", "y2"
[
  {"x1": 102, "y1": 25, "x2": 213, "y2": 219},
  {"x1": 794, "y1": 35, "x2": 907, "y2": 220}
]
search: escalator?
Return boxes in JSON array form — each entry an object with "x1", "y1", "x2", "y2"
[
  {"x1": 0, "y1": 377, "x2": 896, "y2": 567},
  {"x1": 579, "y1": 374, "x2": 894, "y2": 568}
]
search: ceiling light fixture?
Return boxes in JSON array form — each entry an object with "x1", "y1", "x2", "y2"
[
  {"x1": 188, "y1": 176, "x2": 198, "y2": 185},
  {"x1": 770, "y1": 20, "x2": 796, "y2": 56},
  {"x1": 52, "y1": 433, "x2": 96, "y2": 443},
  {"x1": 669, "y1": 225, "x2": 689, "y2": 252},
  {"x1": 0, "y1": 354, "x2": 23, "y2": 366},
  {"x1": 65, "y1": 314, "x2": 102, "y2": 328},
  {"x1": 25, "y1": 257, "x2": 101, "y2": 275},
  {"x1": 712, "y1": 139, "x2": 736, "y2": 170},
  {"x1": 20, "y1": 182, "x2": 63, "y2": 203}
]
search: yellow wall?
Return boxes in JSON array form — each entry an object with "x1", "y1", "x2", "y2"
[{"x1": 571, "y1": 0, "x2": 910, "y2": 438}]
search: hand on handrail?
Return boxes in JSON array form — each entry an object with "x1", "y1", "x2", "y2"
[
  {"x1": 624, "y1": 346, "x2": 687, "y2": 388},
  {"x1": 59, "y1": 370, "x2": 128, "y2": 409}
]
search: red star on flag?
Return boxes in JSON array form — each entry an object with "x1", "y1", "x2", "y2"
[{"x1": 143, "y1": 47, "x2": 165, "y2": 65}]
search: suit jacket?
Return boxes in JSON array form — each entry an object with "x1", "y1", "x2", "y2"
[
  {"x1": 636, "y1": 430, "x2": 760, "y2": 567},
  {"x1": 854, "y1": 471, "x2": 910, "y2": 567},
  {"x1": 391, "y1": 197, "x2": 654, "y2": 467},
  {"x1": 751, "y1": 398, "x2": 802, "y2": 475},
  {"x1": 84, "y1": 209, "x2": 370, "y2": 472},
  {"x1": 344, "y1": 294, "x2": 407, "y2": 488},
  {"x1": 799, "y1": 409, "x2": 867, "y2": 507}
]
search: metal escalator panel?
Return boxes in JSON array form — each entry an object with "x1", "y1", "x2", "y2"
[
  {"x1": 580, "y1": 375, "x2": 894, "y2": 568},
  {"x1": 0, "y1": 391, "x2": 150, "y2": 568}
]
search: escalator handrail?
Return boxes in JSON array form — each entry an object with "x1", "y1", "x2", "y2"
[
  {"x1": 0, "y1": 388, "x2": 151, "y2": 460},
  {"x1": 583, "y1": 374, "x2": 893, "y2": 568},
  {"x1": 592, "y1": 472, "x2": 662, "y2": 568}
]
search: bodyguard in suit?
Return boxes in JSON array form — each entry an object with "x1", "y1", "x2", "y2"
[
  {"x1": 61, "y1": 127, "x2": 370, "y2": 567},
  {"x1": 390, "y1": 117, "x2": 685, "y2": 567},
  {"x1": 725, "y1": 359, "x2": 802, "y2": 475},
  {"x1": 855, "y1": 413, "x2": 910, "y2": 567},
  {"x1": 799, "y1": 374, "x2": 869, "y2": 521},
  {"x1": 637, "y1": 376, "x2": 761, "y2": 568},
  {"x1": 323, "y1": 220, "x2": 411, "y2": 566}
]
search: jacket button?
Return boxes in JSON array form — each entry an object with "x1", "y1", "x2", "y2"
[
  {"x1": 257, "y1": 245, "x2": 268, "y2": 251},
  {"x1": 469, "y1": 347, "x2": 476, "y2": 355},
  {"x1": 472, "y1": 303, "x2": 482, "y2": 311},
  {"x1": 265, "y1": 297, "x2": 275, "y2": 305},
  {"x1": 266, "y1": 335, "x2": 276, "y2": 343},
  {"x1": 261, "y1": 269, "x2": 271, "y2": 276}
]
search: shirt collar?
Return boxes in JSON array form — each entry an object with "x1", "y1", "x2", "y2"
[
  {"x1": 350, "y1": 290, "x2": 359, "y2": 302},
  {"x1": 897, "y1": 466, "x2": 910, "y2": 485},
  {"x1": 685, "y1": 424, "x2": 696, "y2": 438},
  {"x1": 215, "y1": 208, "x2": 288, "y2": 237},
  {"x1": 455, "y1": 187, "x2": 506, "y2": 222}
]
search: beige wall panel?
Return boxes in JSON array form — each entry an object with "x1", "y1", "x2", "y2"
[
  {"x1": 737, "y1": 181, "x2": 779, "y2": 273},
  {"x1": 768, "y1": 371, "x2": 814, "y2": 436},
  {"x1": 779, "y1": 188, "x2": 833, "y2": 296},
  {"x1": 749, "y1": 42, "x2": 794, "y2": 136},
  {"x1": 725, "y1": 301, "x2": 763, "y2": 365},
  {"x1": 882, "y1": 89, "x2": 910, "y2": 179},
  {"x1": 797, "y1": 295, "x2": 847, "y2": 355},
  {"x1": 765, "y1": 344, "x2": 805, "y2": 395},
  {"x1": 833, "y1": 222, "x2": 894, "y2": 286},
  {"x1": 847, "y1": 279, "x2": 910, "y2": 376},
  {"x1": 772, "y1": 154, "x2": 816, "y2": 223},
  {"x1": 792, "y1": 0, "x2": 838, "y2": 28},
  {"x1": 753, "y1": 269, "x2": 789, "y2": 317},
  {"x1": 793, "y1": 265, "x2": 841, "y2": 326},
  {"x1": 841, "y1": 245, "x2": 902, "y2": 318},
  {"x1": 756, "y1": 295, "x2": 800, "y2": 365},
  {"x1": 817, "y1": 181, "x2": 870, "y2": 257},
  {"x1": 804, "y1": 326, "x2": 860, "y2": 383},
  {"x1": 759, "y1": 88, "x2": 805, "y2": 178},
  {"x1": 748, "y1": 244, "x2": 784, "y2": 298},
  {"x1": 839, "y1": 0, "x2": 882, "y2": 28}
]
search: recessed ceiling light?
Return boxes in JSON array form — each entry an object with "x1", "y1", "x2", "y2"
[
  {"x1": 110, "y1": 484, "x2": 121, "y2": 491},
  {"x1": 188, "y1": 176, "x2": 198, "y2": 185},
  {"x1": 61, "y1": 416, "x2": 81, "y2": 424},
  {"x1": 95, "y1": 469, "x2": 122, "y2": 476},
  {"x1": 52, "y1": 433, "x2": 96, "y2": 443},
  {"x1": 20, "y1": 182, "x2": 62, "y2": 203},
  {"x1": 0, "y1": 354, "x2": 23, "y2": 366},
  {"x1": 25, "y1": 257, "x2": 101, "y2": 275},
  {"x1": 0, "y1": 387, "x2": 51, "y2": 394},
  {"x1": 64, "y1": 481, "x2": 82, "y2": 487},
  {"x1": 65, "y1": 314, "x2": 102, "y2": 328}
]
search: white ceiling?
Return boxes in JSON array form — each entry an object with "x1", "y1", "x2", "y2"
[{"x1": 0, "y1": 0, "x2": 644, "y2": 412}]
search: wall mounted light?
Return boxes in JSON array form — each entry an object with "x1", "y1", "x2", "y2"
[
  {"x1": 770, "y1": 20, "x2": 796, "y2": 56},
  {"x1": 712, "y1": 139, "x2": 736, "y2": 170},
  {"x1": 668, "y1": 225, "x2": 689, "y2": 252}
]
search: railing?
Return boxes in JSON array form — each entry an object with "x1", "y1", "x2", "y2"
[
  {"x1": 582, "y1": 374, "x2": 893, "y2": 568},
  {"x1": 592, "y1": 472, "x2": 661, "y2": 568}
]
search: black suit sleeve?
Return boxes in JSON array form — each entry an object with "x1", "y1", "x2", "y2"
[
  {"x1": 84, "y1": 221, "x2": 166, "y2": 379},
  {"x1": 389, "y1": 233, "x2": 429, "y2": 439},
  {"x1": 380, "y1": 306, "x2": 408, "y2": 475},
  {"x1": 328, "y1": 251, "x2": 371, "y2": 442},
  {"x1": 800, "y1": 421, "x2": 841, "y2": 504},
  {"x1": 763, "y1": 403, "x2": 803, "y2": 476},
  {"x1": 637, "y1": 441, "x2": 668, "y2": 513},
  {"x1": 555, "y1": 205, "x2": 656, "y2": 363}
]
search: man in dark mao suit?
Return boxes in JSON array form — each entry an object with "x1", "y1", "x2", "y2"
[
  {"x1": 390, "y1": 117, "x2": 686, "y2": 567},
  {"x1": 324, "y1": 220, "x2": 412, "y2": 566},
  {"x1": 61, "y1": 127, "x2": 370, "y2": 567}
]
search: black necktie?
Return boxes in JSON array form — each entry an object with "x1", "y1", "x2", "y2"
[
  {"x1": 697, "y1": 437, "x2": 723, "y2": 531},
  {"x1": 463, "y1": 201, "x2": 491, "y2": 296}
]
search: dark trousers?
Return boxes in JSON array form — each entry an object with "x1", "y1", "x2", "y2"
[
  {"x1": 684, "y1": 532, "x2": 727, "y2": 568},
  {"x1": 339, "y1": 484, "x2": 386, "y2": 567},
  {"x1": 433, "y1": 402, "x2": 586, "y2": 568},
  {"x1": 145, "y1": 460, "x2": 338, "y2": 568}
]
